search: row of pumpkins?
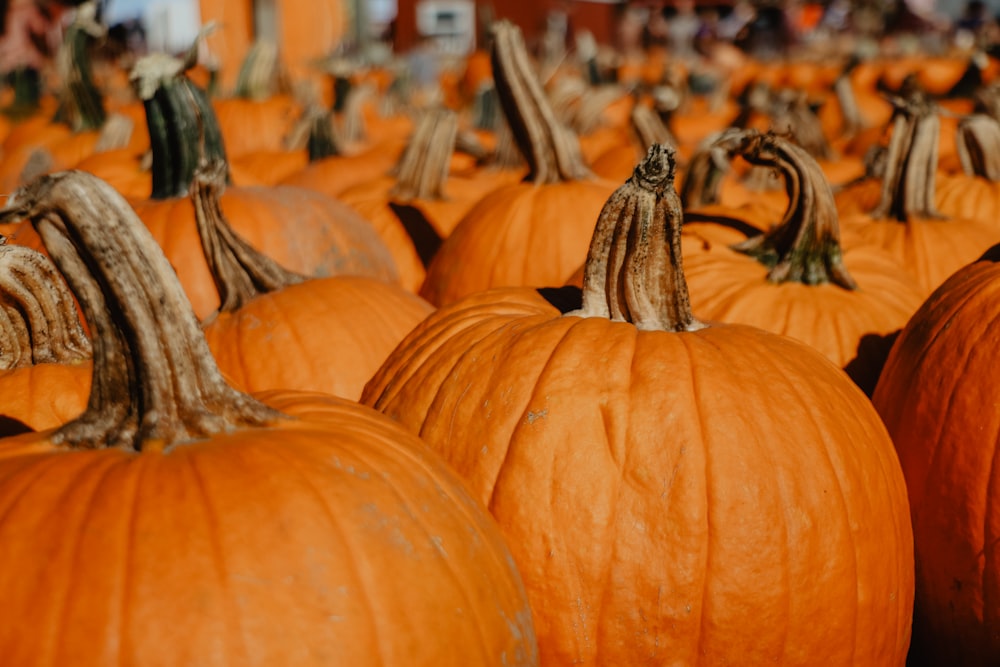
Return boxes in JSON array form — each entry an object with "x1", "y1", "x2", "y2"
[{"x1": 0, "y1": 4, "x2": 999, "y2": 664}]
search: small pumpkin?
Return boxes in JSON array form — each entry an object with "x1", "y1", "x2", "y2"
[{"x1": 0, "y1": 245, "x2": 90, "y2": 434}]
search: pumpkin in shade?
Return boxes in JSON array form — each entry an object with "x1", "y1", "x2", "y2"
[
  {"x1": 420, "y1": 21, "x2": 617, "y2": 307},
  {"x1": 0, "y1": 245, "x2": 90, "y2": 435},
  {"x1": 364, "y1": 145, "x2": 914, "y2": 666},
  {"x1": 124, "y1": 49, "x2": 399, "y2": 321},
  {"x1": 872, "y1": 244, "x2": 1000, "y2": 666},
  {"x1": 836, "y1": 91, "x2": 997, "y2": 298},
  {"x1": 677, "y1": 130, "x2": 924, "y2": 395},
  {"x1": 0, "y1": 169, "x2": 539, "y2": 666},
  {"x1": 188, "y1": 161, "x2": 433, "y2": 399}
]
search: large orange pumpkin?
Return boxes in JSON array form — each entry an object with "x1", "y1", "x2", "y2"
[
  {"x1": 364, "y1": 145, "x2": 914, "y2": 665},
  {"x1": 0, "y1": 169, "x2": 539, "y2": 666},
  {"x1": 873, "y1": 244, "x2": 1000, "y2": 666}
]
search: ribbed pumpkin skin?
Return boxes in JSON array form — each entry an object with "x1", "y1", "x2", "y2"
[
  {"x1": 872, "y1": 256, "x2": 1000, "y2": 665},
  {"x1": 203, "y1": 277, "x2": 434, "y2": 400},
  {"x1": 133, "y1": 186, "x2": 399, "y2": 320},
  {"x1": 0, "y1": 391, "x2": 538, "y2": 666},
  {"x1": 682, "y1": 238, "x2": 924, "y2": 393},
  {"x1": 363, "y1": 287, "x2": 914, "y2": 666},
  {"x1": 0, "y1": 362, "x2": 91, "y2": 434},
  {"x1": 840, "y1": 213, "x2": 998, "y2": 299},
  {"x1": 419, "y1": 181, "x2": 616, "y2": 306}
]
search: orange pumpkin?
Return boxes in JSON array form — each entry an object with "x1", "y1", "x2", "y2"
[
  {"x1": 873, "y1": 244, "x2": 1000, "y2": 665},
  {"x1": 363, "y1": 145, "x2": 914, "y2": 665},
  {"x1": 680, "y1": 131, "x2": 924, "y2": 395},
  {"x1": 128, "y1": 51, "x2": 400, "y2": 320},
  {"x1": 419, "y1": 21, "x2": 617, "y2": 306},
  {"x1": 0, "y1": 168, "x2": 539, "y2": 666},
  {"x1": 183, "y1": 162, "x2": 433, "y2": 399},
  {"x1": 836, "y1": 92, "x2": 997, "y2": 298}
]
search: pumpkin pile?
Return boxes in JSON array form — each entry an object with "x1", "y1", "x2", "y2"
[{"x1": 2, "y1": 0, "x2": 1000, "y2": 663}]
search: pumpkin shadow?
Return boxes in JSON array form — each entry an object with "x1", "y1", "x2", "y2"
[
  {"x1": 843, "y1": 330, "x2": 901, "y2": 398},
  {"x1": 0, "y1": 415, "x2": 33, "y2": 438},
  {"x1": 389, "y1": 202, "x2": 444, "y2": 268},
  {"x1": 537, "y1": 286, "x2": 582, "y2": 314}
]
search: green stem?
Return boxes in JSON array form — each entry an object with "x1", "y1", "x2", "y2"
[
  {"x1": 132, "y1": 50, "x2": 230, "y2": 199},
  {"x1": 53, "y1": 2, "x2": 107, "y2": 132}
]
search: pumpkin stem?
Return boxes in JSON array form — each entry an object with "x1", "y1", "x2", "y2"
[
  {"x1": 491, "y1": 118, "x2": 527, "y2": 170},
  {"x1": 973, "y1": 81, "x2": 1000, "y2": 120},
  {"x1": 392, "y1": 108, "x2": 458, "y2": 201},
  {"x1": 771, "y1": 90, "x2": 832, "y2": 160},
  {"x1": 833, "y1": 58, "x2": 865, "y2": 136},
  {"x1": 869, "y1": 92, "x2": 943, "y2": 221},
  {"x1": 191, "y1": 161, "x2": 305, "y2": 314},
  {"x1": 234, "y1": 40, "x2": 281, "y2": 101},
  {"x1": 956, "y1": 113, "x2": 1000, "y2": 180},
  {"x1": 630, "y1": 103, "x2": 677, "y2": 155},
  {"x1": 679, "y1": 127, "x2": 748, "y2": 209},
  {"x1": 571, "y1": 144, "x2": 702, "y2": 332},
  {"x1": 0, "y1": 172, "x2": 284, "y2": 451},
  {"x1": 131, "y1": 46, "x2": 229, "y2": 199},
  {"x1": 338, "y1": 83, "x2": 376, "y2": 146},
  {"x1": 0, "y1": 245, "x2": 91, "y2": 370},
  {"x1": 53, "y1": 1, "x2": 107, "y2": 132},
  {"x1": 729, "y1": 131, "x2": 857, "y2": 289},
  {"x1": 2, "y1": 67, "x2": 43, "y2": 121},
  {"x1": 491, "y1": 20, "x2": 591, "y2": 185}
]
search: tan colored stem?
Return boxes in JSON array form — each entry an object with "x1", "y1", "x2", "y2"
[
  {"x1": 392, "y1": 109, "x2": 458, "y2": 201},
  {"x1": 956, "y1": 114, "x2": 1000, "y2": 180},
  {"x1": 491, "y1": 20, "x2": 591, "y2": 184},
  {"x1": 679, "y1": 128, "x2": 747, "y2": 209},
  {"x1": 630, "y1": 104, "x2": 676, "y2": 153},
  {"x1": 571, "y1": 144, "x2": 701, "y2": 331},
  {"x1": 834, "y1": 73, "x2": 864, "y2": 136},
  {"x1": 491, "y1": 118, "x2": 526, "y2": 170},
  {"x1": 730, "y1": 131, "x2": 857, "y2": 289},
  {"x1": 871, "y1": 93, "x2": 943, "y2": 221},
  {"x1": 0, "y1": 172, "x2": 283, "y2": 451},
  {"x1": 0, "y1": 245, "x2": 90, "y2": 370},
  {"x1": 191, "y1": 161, "x2": 305, "y2": 314}
]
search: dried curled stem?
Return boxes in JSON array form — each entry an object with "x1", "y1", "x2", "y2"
[
  {"x1": 679, "y1": 127, "x2": 748, "y2": 209},
  {"x1": 730, "y1": 131, "x2": 857, "y2": 289},
  {"x1": 0, "y1": 244, "x2": 91, "y2": 370},
  {"x1": 0, "y1": 171, "x2": 284, "y2": 451},
  {"x1": 571, "y1": 144, "x2": 702, "y2": 332},
  {"x1": 491, "y1": 20, "x2": 591, "y2": 184},
  {"x1": 192, "y1": 161, "x2": 305, "y2": 315}
]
